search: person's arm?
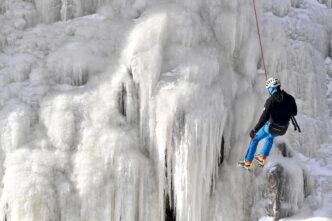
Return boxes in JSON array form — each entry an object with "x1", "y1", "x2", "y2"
[{"x1": 254, "y1": 99, "x2": 272, "y2": 132}]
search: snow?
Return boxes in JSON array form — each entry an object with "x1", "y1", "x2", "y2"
[
  {"x1": 259, "y1": 216, "x2": 274, "y2": 221},
  {"x1": 0, "y1": 0, "x2": 331, "y2": 221},
  {"x1": 283, "y1": 218, "x2": 332, "y2": 221}
]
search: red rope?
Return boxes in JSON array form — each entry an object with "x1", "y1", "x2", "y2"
[{"x1": 252, "y1": 0, "x2": 268, "y2": 80}]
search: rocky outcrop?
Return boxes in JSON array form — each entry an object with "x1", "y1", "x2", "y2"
[
  {"x1": 266, "y1": 164, "x2": 287, "y2": 221},
  {"x1": 264, "y1": 143, "x2": 312, "y2": 220}
]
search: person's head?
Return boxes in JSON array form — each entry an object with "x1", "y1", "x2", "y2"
[{"x1": 265, "y1": 77, "x2": 281, "y2": 94}]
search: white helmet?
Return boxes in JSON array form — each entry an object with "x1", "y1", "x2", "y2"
[{"x1": 265, "y1": 77, "x2": 281, "y2": 88}]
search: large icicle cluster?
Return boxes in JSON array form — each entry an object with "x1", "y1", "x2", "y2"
[{"x1": 0, "y1": 0, "x2": 331, "y2": 221}]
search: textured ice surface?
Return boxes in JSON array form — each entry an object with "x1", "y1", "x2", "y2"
[{"x1": 0, "y1": 0, "x2": 331, "y2": 221}]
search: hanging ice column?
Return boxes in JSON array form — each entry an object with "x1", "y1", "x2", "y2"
[
  {"x1": 131, "y1": 0, "x2": 332, "y2": 220},
  {"x1": 121, "y1": 1, "x2": 263, "y2": 220}
]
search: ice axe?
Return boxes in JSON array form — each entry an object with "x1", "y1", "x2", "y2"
[{"x1": 291, "y1": 116, "x2": 301, "y2": 133}]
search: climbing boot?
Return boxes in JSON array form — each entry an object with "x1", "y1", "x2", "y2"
[
  {"x1": 254, "y1": 154, "x2": 267, "y2": 167},
  {"x1": 237, "y1": 160, "x2": 253, "y2": 171}
]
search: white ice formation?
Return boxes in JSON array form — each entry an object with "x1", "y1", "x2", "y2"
[{"x1": 0, "y1": 0, "x2": 332, "y2": 221}]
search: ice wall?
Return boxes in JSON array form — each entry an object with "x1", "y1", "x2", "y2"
[{"x1": 0, "y1": 0, "x2": 331, "y2": 221}]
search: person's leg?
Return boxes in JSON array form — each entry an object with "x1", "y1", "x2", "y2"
[
  {"x1": 259, "y1": 126, "x2": 277, "y2": 157},
  {"x1": 260, "y1": 136, "x2": 275, "y2": 156},
  {"x1": 245, "y1": 126, "x2": 268, "y2": 162}
]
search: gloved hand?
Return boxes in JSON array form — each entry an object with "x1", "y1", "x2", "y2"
[{"x1": 250, "y1": 129, "x2": 257, "y2": 139}]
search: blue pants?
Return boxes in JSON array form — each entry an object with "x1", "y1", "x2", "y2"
[{"x1": 245, "y1": 122, "x2": 282, "y2": 162}]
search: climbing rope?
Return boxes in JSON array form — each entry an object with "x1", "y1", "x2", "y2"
[
  {"x1": 251, "y1": 1, "x2": 302, "y2": 133},
  {"x1": 251, "y1": 0, "x2": 268, "y2": 80}
]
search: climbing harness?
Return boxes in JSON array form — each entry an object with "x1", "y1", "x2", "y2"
[
  {"x1": 269, "y1": 122, "x2": 288, "y2": 136},
  {"x1": 251, "y1": 0, "x2": 268, "y2": 80}
]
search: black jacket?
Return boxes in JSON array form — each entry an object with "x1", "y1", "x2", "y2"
[{"x1": 254, "y1": 90, "x2": 297, "y2": 131}]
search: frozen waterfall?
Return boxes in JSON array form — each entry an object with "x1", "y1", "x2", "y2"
[{"x1": 0, "y1": 0, "x2": 332, "y2": 221}]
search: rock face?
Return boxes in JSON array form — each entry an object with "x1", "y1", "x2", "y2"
[
  {"x1": 267, "y1": 164, "x2": 287, "y2": 220},
  {"x1": 266, "y1": 161, "x2": 312, "y2": 220}
]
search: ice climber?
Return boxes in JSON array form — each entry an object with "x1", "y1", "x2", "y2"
[{"x1": 238, "y1": 77, "x2": 298, "y2": 170}]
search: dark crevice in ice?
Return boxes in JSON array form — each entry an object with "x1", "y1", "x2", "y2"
[
  {"x1": 165, "y1": 149, "x2": 176, "y2": 221},
  {"x1": 218, "y1": 136, "x2": 225, "y2": 166},
  {"x1": 165, "y1": 194, "x2": 176, "y2": 221},
  {"x1": 276, "y1": 143, "x2": 293, "y2": 158},
  {"x1": 127, "y1": 67, "x2": 133, "y2": 79},
  {"x1": 118, "y1": 83, "x2": 127, "y2": 117},
  {"x1": 57, "y1": 72, "x2": 89, "y2": 87},
  {"x1": 303, "y1": 169, "x2": 312, "y2": 198}
]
